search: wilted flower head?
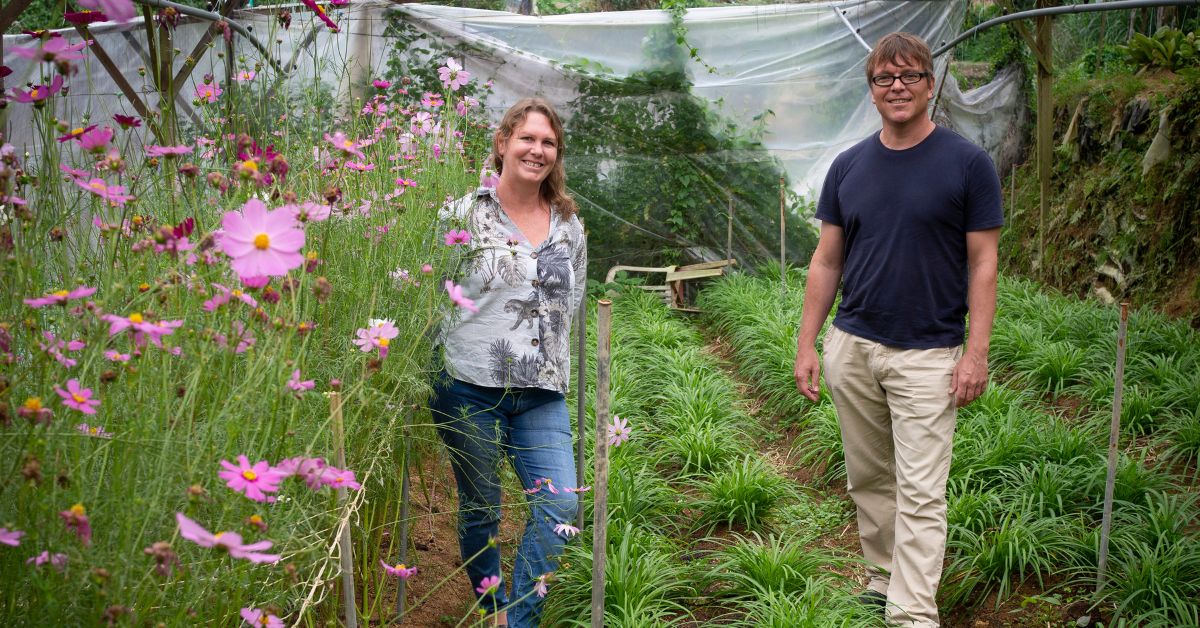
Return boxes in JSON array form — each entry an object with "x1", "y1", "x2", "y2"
[
  {"x1": 26, "y1": 550, "x2": 68, "y2": 571},
  {"x1": 59, "y1": 503, "x2": 92, "y2": 546}
]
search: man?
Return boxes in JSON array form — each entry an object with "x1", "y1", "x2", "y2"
[{"x1": 792, "y1": 32, "x2": 1003, "y2": 627}]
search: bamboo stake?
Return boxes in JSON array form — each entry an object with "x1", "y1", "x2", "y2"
[
  {"x1": 575, "y1": 297, "x2": 588, "y2": 529},
  {"x1": 779, "y1": 177, "x2": 786, "y2": 294},
  {"x1": 1097, "y1": 302, "x2": 1129, "y2": 593},
  {"x1": 590, "y1": 300, "x2": 613, "y2": 628},
  {"x1": 1009, "y1": 164, "x2": 1016, "y2": 225},
  {"x1": 330, "y1": 392, "x2": 358, "y2": 628},
  {"x1": 394, "y1": 409, "x2": 411, "y2": 621}
]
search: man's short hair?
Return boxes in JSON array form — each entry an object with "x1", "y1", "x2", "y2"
[{"x1": 865, "y1": 32, "x2": 933, "y2": 82}]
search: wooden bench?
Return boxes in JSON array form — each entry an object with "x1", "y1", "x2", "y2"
[{"x1": 604, "y1": 259, "x2": 736, "y2": 312}]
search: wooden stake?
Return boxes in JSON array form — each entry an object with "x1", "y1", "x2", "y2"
[
  {"x1": 575, "y1": 297, "x2": 588, "y2": 530},
  {"x1": 590, "y1": 300, "x2": 613, "y2": 628},
  {"x1": 394, "y1": 410, "x2": 411, "y2": 621},
  {"x1": 1035, "y1": 5, "x2": 1053, "y2": 282},
  {"x1": 330, "y1": 392, "x2": 358, "y2": 628},
  {"x1": 1009, "y1": 164, "x2": 1016, "y2": 225},
  {"x1": 779, "y1": 177, "x2": 786, "y2": 293},
  {"x1": 1097, "y1": 302, "x2": 1129, "y2": 593},
  {"x1": 726, "y1": 192, "x2": 734, "y2": 263}
]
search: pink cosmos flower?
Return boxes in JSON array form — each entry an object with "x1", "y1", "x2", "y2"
[
  {"x1": 235, "y1": 70, "x2": 256, "y2": 82},
  {"x1": 410, "y1": 111, "x2": 434, "y2": 137},
  {"x1": 533, "y1": 573, "x2": 551, "y2": 598},
  {"x1": 24, "y1": 285, "x2": 96, "y2": 308},
  {"x1": 445, "y1": 281, "x2": 479, "y2": 314},
  {"x1": 344, "y1": 161, "x2": 375, "y2": 172},
  {"x1": 564, "y1": 485, "x2": 592, "y2": 494},
  {"x1": 38, "y1": 331, "x2": 86, "y2": 368},
  {"x1": 220, "y1": 199, "x2": 305, "y2": 278},
  {"x1": 100, "y1": 313, "x2": 183, "y2": 348},
  {"x1": 443, "y1": 229, "x2": 470, "y2": 246},
  {"x1": 608, "y1": 415, "x2": 631, "y2": 447},
  {"x1": 324, "y1": 131, "x2": 365, "y2": 159},
  {"x1": 380, "y1": 560, "x2": 417, "y2": 579},
  {"x1": 27, "y1": 551, "x2": 68, "y2": 571},
  {"x1": 274, "y1": 456, "x2": 328, "y2": 490},
  {"x1": 219, "y1": 455, "x2": 284, "y2": 502},
  {"x1": 476, "y1": 575, "x2": 501, "y2": 595},
  {"x1": 77, "y1": 0, "x2": 136, "y2": 22},
  {"x1": 77, "y1": 423, "x2": 114, "y2": 438},
  {"x1": 195, "y1": 83, "x2": 222, "y2": 103},
  {"x1": 422, "y1": 92, "x2": 444, "y2": 109},
  {"x1": 175, "y1": 513, "x2": 281, "y2": 563},
  {"x1": 59, "y1": 503, "x2": 92, "y2": 546},
  {"x1": 10, "y1": 74, "x2": 64, "y2": 105},
  {"x1": 113, "y1": 114, "x2": 140, "y2": 129},
  {"x1": 213, "y1": 320, "x2": 256, "y2": 354},
  {"x1": 479, "y1": 169, "x2": 500, "y2": 189},
  {"x1": 372, "y1": 79, "x2": 391, "y2": 89},
  {"x1": 438, "y1": 58, "x2": 471, "y2": 91},
  {"x1": 104, "y1": 350, "x2": 131, "y2": 362},
  {"x1": 281, "y1": 201, "x2": 330, "y2": 224},
  {"x1": 64, "y1": 10, "x2": 107, "y2": 25},
  {"x1": 287, "y1": 369, "x2": 314, "y2": 393},
  {"x1": 553, "y1": 523, "x2": 579, "y2": 539},
  {"x1": 145, "y1": 144, "x2": 193, "y2": 158},
  {"x1": 55, "y1": 379, "x2": 99, "y2": 415},
  {"x1": 240, "y1": 608, "x2": 284, "y2": 628},
  {"x1": 321, "y1": 467, "x2": 362, "y2": 491},
  {"x1": 79, "y1": 126, "x2": 114, "y2": 152},
  {"x1": 76, "y1": 178, "x2": 134, "y2": 206},
  {"x1": 353, "y1": 318, "x2": 399, "y2": 358},
  {"x1": 421, "y1": 264, "x2": 433, "y2": 274},
  {"x1": 203, "y1": 283, "x2": 259, "y2": 312},
  {"x1": 57, "y1": 124, "x2": 97, "y2": 143},
  {"x1": 0, "y1": 528, "x2": 24, "y2": 546},
  {"x1": 299, "y1": 0, "x2": 339, "y2": 32}
]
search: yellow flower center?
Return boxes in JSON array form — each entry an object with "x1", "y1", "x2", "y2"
[
  {"x1": 89, "y1": 426, "x2": 100, "y2": 435},
  {"x1": 52, "y1": 290, "x2": 69, "y2": 298},
  {"x1": 253, "y1": 233, "x2": 270, "y2": 250},
  {"x1": 343, "y1": 140, "x2": 354, "y2": 148},
  {"x1": 30, "y1": 88, "x2": 41, "y2": 99},
  {"x1": 71, "y1": 127, "x2": 84, "y2": 136},
  {"x1": 70, "y1": 503, "x2": 86, "y2": 516},
  {"x1": 232, "y1": 290, "x2": 243, "y2": 297},
  {"x1": 305, "y1": 250, "x2": 318, "y2": 261},
  {"x1": 90, "y1": 181, "x2": 107, "y2": 191},
  {"x1": 249, "y1": 515, "x2": 264, "y2": 525},
  {"x1": 128, "y1": 313, "x2": 144, "y2": 324},
  {"x1": 132, "y1": 215, "x2": 144, "y2": 225},
  {"x1": 214, "y1": 531, "x2": 225, "y2": 540},
  {"x1": 378, "y1": 338, "x2": 389, "y2": 347},
  {"x1": 260, "y1": 617, "x2": 270, "y2": 626},
  {"x1": 394, "y1": 563, "x2": 406, "y2": 570},
  {"x1": 241, "y1": 160, "x2": 259, "y2": 173},
  {"x1": 23, "y1": 397, "x2": 42, "y2": 411},
  {"x1": 242, "y1": 470, "x2": 258, "y2": 481},
  {"x1": 72, "y1": 393, "x2": 87, "y2": 403}
]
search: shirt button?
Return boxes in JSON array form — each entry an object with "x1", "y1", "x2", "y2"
[
  {"x1": 531, "y1": 252, "x2": 538, "y2": 259},
  {"x1": 531, "y1": 279, "x2": 540, "y2": 287},
  {"x1": 531, "y1": 338, "x2": 539, "y2": 347},
  {"x1": 530, "y1": 309, "x2": 539, "y2": 316}
]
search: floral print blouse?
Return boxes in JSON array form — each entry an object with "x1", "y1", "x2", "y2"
[{"x1": 438, "y1": 187, "x2": 587, "y2": 395}]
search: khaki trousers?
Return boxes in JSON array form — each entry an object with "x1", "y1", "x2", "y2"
[{"x1": 822, "y1": 326, "x2": 961, "y2": 628}]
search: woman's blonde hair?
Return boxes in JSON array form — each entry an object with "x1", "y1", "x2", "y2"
[{"x1": 491, "y1": 98, "x2": 578, "y2": 219}]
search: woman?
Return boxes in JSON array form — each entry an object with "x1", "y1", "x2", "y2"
[{"x1": 431, "y1": 98, "x2": 586, "y2": 627}]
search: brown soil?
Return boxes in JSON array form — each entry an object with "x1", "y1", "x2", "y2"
[{"x1": 380, "y1": 453, "x2": 527, "y2": 627}]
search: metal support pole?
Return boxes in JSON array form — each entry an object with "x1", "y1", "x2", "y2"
[
  {"x1": 726, "y1": 193, "x2": 734, "y2": 263},
  {"x1": 330, "y1": 392, "x2": 358, "y2": 628},
  {"x1": 590, "y1": 300, "x2": 613, "y2": 628},
  {"x1": 1097, "y1": 302, "x2": 1130, "y2": 592}
]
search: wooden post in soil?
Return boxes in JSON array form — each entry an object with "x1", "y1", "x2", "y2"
[
  {"x1": 575, "y1": 297, "x2": 588, "y2": 529},
  {"x1": 1034, "y1": 3, "x2": 1053, "y2": 282},
  {"x1": 590, "y1": 300, "x2": 613, "y2": 628},
  {"x1": 779, "y1": 177, "x2": 786, "y2": 294},
  {"x1": 1097, "y1": 302, "x2": 1130, "y2": 593},
  {"x1": 394, "y1": 409, "x2": 412, "y2": 620},
  {"x1": 726, "y1": 192, "x2": 734, "y2": 262},
  {"x1": 330, "y1": 392, "x2": 358, "y2": 628}
]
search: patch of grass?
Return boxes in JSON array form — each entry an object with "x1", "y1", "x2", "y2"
[{"x1": 694, "y1": 455, "x2": 795, "y2": 532}]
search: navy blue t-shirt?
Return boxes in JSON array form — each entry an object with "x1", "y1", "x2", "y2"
[{"x1": 815, "y1": 126, "x2": 1004, "y2": 349}]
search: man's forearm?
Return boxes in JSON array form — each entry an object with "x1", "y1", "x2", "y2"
[{"x1": 797, "y1": 262, "x2": 841, "y2": 348}]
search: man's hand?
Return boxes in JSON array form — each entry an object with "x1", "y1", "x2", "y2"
[
  {"x1": 950, "y1": 350, "x2": 988, "y2": 407},
  {"x1": 794, "y1": 345, "x2": 822, "y2": 402}
]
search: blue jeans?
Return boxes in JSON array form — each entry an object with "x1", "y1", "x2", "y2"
[{"x1": 430, "y1": 375, "x2": 578, "y2": 628}]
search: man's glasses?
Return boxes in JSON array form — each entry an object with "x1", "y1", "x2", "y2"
[{"x1": 870, "y1": 71, "x2": 930, "y2": 87}]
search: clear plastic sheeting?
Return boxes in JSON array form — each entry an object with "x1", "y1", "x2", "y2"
[{"x1": 389, "y1": 2, "x2": 1025, "y2": 268}]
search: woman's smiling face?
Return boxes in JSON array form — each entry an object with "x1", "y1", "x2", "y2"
[{"x1": 498, "y1": 111, "x2": 558, "y2": 188}]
